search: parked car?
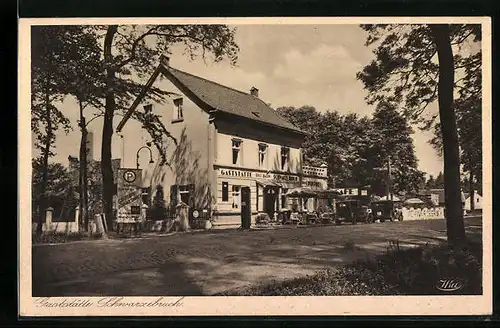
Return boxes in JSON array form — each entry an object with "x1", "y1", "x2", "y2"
[
  {"x1": 370, "y1": 200, "x2": 404, "y2": 223},
  {"x1": 335, "y1": 198, "x2": 372, "y2": 225}
]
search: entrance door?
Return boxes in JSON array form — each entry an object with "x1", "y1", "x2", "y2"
[
  {"x1": 263, "y1": 186, "x2": 278, "y2": 217},
  {"x1": 240, "y1": 186, "x2": 251, "y2": 229}
]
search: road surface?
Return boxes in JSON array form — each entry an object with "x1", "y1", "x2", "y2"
[{"x1": 32, "y1": 217, "x2": 482, "y2": 296}]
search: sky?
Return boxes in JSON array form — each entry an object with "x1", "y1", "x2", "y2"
[{"x1": 34, "y1": 24, "x2": 444, "y2": 177}]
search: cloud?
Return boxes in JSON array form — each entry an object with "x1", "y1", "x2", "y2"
[{"x1": 273, "y1": 44, "x2": 362, "y2": 85}]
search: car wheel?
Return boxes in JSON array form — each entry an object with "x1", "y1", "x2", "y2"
[
  {"x1": 380, "y1": 219, "x2": 385, "y2": 223},
  {"x1": 398, "y1": 213, "x2": 404, "y2": 221},
  {"x1": 366, "y1": 214, "x2": 374, "y2": 224},
  {"x1": 389, "y1": 213, "x2": 395, "y2": 222}
]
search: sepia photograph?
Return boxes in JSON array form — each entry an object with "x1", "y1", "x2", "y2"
[{"x1": 19, "y1": 17, "x2": 491, "y2": 316}]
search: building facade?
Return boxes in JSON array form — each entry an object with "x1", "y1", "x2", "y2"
[{"x1": 117, "y1": 57, "x2": 328, "y2": 227}]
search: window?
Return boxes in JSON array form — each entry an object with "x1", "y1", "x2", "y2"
[
  {"x1": 258, "y1": 143, "x2": 268, "y2": 167},
  {"x1": 232, "y1": 139, "x2": 242, "y2": 165},
  {"x1": 222, "y1": 182, "x2": 229, "y2": 202},
  {"x1": 179, "y1": 185, "x2": 190, "y2": 204},
  {"x1": 141, "y1": 187, "x2": 151, "y2": 207},
  {"x1": 232, "y1": 185, "x2": 241, "y2": 209},
  {"x1": 173, "y1": 98, "x2": 183, "y2": 121},
  {"x1": 281, "y1": 147, "x2": 290, "y2": 170}
]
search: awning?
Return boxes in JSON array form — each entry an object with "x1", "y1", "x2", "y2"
[
  {"x1": 285, "y1": 187, "x2": 318, "y2": 197},
  {"x1": 255, "y1": 179, "x2": 282, "y2": 187}
]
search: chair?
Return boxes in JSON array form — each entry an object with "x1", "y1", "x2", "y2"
[{"x1": 290, "y1": 212, "x2": 301, "y2": 225}]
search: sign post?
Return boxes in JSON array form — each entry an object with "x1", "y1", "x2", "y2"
[{"x1": 116, "y1": 168, "x2": 143, "y2": 233}]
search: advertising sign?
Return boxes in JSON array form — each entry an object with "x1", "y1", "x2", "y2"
[
  {"x1": 217, "y1": 167, "x2": 327, "y2": 190},
  {"x1": 116, "y1": 168, "x2": 143, "y2": 223}
]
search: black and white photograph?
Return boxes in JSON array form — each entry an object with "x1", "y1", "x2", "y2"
[{"x1": 19, "y1": 17, "x2": 491, "y2": 316}]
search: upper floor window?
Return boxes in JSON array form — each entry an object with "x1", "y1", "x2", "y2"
[
  {"x1": 172, "y1": 98, "x2": 183, "y2": 122},
  {"x1": 258, "y1": 143, "x2": 268, "y2": 167},
  {"x1": 232, "y1": 139, "x2": 242, "y2": 165},
  {"x1": 281, "y1": 147, "x2": 290, "y2": 170}
]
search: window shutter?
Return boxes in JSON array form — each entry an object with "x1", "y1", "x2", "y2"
[
  {"x1": 170, "y1": 185, "x2": 178, "y2": 210},
  {"x1": 188, "y1": 184, "x2": 195, "y2": 208}
]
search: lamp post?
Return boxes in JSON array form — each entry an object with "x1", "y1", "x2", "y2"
[{"x1": 136, "y1": 142, "x2": 155, "y2": 169}]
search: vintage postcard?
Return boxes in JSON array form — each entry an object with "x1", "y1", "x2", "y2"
[{"x1": 19, "y1": 17, "x2": 492, "y2": 316}]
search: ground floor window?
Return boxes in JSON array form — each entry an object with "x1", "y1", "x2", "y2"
[
  {"x1": 179, "y1": 185, "x2": 191, "y2": 205},
  {"x1": 222, "y1": 182, "x2": 229, "y2": 201},
  {"x1": 141, "y1": 187, "x2": 151, "y2": 207},
  {"x1": 232, "y1": 185, "x2": 241, "y2": 209}
]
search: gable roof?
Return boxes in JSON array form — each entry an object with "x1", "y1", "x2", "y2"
[{"x1": 160, "y1": 65, "x2": 306, "y2": 135}]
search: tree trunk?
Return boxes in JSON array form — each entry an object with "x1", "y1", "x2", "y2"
[
  {"x1": 36, "y1": 82, "x2": 53, "y2": 236},
  {"x1": 78, "y1": 98, "x2": 90, "y2": 232},
  {"x1": 78, "y1": 118, "x2": 85, "y2": 231},
  {"x1": 82, "y1": 130, "x2": 89, "y2": 231},
  {"x1": 78, "y1": 105, "x2": 90, "y2": 232},
  {"x1": 101, "y1": 25, "x2": 118, "y2": 232},
  {"x1": 430, "y1": 24, "x2": 466, "y2": 247}
]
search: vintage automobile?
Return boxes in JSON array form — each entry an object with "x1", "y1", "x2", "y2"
[
  {"x1": 334, "y1": 198, "x2": 372, "y2": 225},
  {"x1": 370, "y1": 200, "x2": 404, "y2": 223}
]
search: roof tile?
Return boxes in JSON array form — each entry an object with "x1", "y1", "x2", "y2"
[{"x1": 164, "y1": 66, "x2": 305, "y2": 134}]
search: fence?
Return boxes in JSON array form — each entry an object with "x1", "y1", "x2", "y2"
[
  {"x1": 32, "y1": 207, "x2": 80, "y2": 234},
  {"x1": 401, "y1": 206, "x2": 445, "y2": 221}
]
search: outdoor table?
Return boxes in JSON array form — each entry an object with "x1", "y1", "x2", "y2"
[
  {"x1": 279, "y1": 209, "x2": 291, "y2": 224},
  {"x1": 305, "y1": 213, "x2": 320, "y2": 224}
]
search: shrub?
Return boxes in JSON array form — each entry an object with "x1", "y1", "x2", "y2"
[
  {"x1": 32, "y1": 231, "x2": 103, "y2": 244},
  {"x1": 341, "y1": 240, "x2": 358, "y2": 251},
  {"x1": 220, "y1": 240, "x2": 482, "y2": 296}
]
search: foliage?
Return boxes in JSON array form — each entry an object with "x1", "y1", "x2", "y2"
[
  {"x1": 425, "y1": 171, "x2": 445, "y2": 190},
  {"x1": 31, "y1": 26, "x2": 75, "y2": 151},
  {"x1": 369, "y1": 102, "x2": 426, "y2": 194},
  {"x1": 32, "y1": 158, "x2": 73, "y2": 219},
  {"x1": 356, "y1": 24, "x2": 481, "y2": 171},
  {"x1": 356, "y1": 24, "x2": 479, "y2": 123},
  {"x1": 276, "y1": 104, "x2": 424, "y2": 195},
  {"x1": 68, "y1": 156, "x2": 104, "y2": 217},
  {"x1": 356, "y1": 24, "x2": 479, "y2": 245},
  {"x1": 220, "y1": 241, "x2": 482, "y2": 296}
]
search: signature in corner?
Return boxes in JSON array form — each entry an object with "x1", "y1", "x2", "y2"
[{"x1": 436, "y1": 278, "x2": 463, "y2": 292}]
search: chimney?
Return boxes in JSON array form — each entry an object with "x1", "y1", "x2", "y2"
[
  {"x1": 250, "y1": 86, "x2": 259, "y2": 97},
  {"x1": 160, "y1": 55, "x2": 170, "y2": 67}
]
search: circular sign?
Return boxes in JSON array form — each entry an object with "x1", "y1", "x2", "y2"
[
  {"x1": 123, "y1": 170, "x2": 137, "y2": 183},
  {"x1": 192, "y1": 210, "x2": 199, "y2": 218}
]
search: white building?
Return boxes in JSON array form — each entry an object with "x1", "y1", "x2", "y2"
[
  {"x1": 116, "y1": 56, "x2": 328, "y2": 227},
  {"x1": 464, "y1": 191, "x2": 482, "y2": 211}
]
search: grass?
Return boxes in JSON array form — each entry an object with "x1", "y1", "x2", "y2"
[
  {"x1": 219, "y1": 240, "x2": 482, "y2": 296},
  {"x1": 33, "y1": 231, "x2": 103, "y2": 244}
]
